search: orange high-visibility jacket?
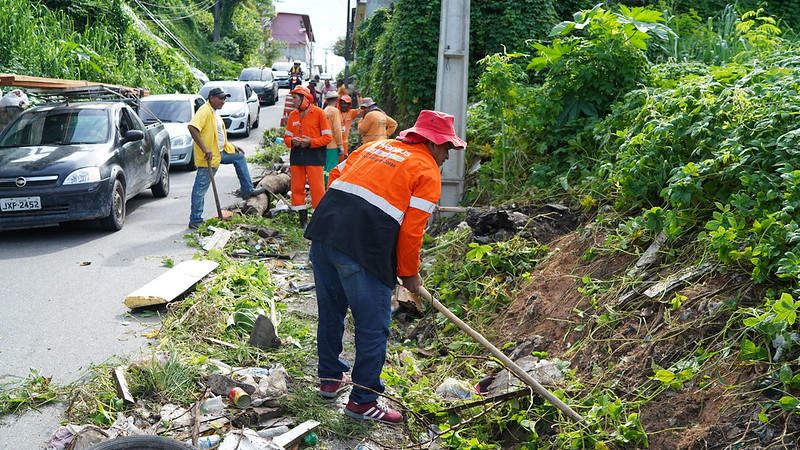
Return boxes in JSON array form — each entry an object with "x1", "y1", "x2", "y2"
[
  {"x1": 357, "y1": 109, "x2": 397, "y2": 144},
  {"x1": 340, "y1": 109, "x2": 359, "y2": 155},
  {"x1": 305, "y1": 139, "x2": 441, "y2": 287},
  {"x1": 284, "y1": 105, "x2": 333, "y2": 165},
  {"x1": 323, "y1": 105, "x2": 343, "y2": 149}
]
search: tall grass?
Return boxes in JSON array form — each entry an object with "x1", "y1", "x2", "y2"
[{"x1": 0, "y1": 0, "x2": 197, "y2": 93}]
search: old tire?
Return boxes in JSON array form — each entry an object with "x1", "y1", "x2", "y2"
[
  {"x1": 253, "y1": 109, "x2": 260, "y2": 129},
  {"x1": 151, "y1": 158, "x2": 170, "y2": 198},
  {"x1": 87, "y1": 435, "x2": 195, "y2": 450},
  {"x1": 99, "y1": 179, "x2": 125, "y2": 231}
]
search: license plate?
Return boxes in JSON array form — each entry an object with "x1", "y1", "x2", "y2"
[{"x1": 0, "y1": 196, "x2": 42, "y2": 211}]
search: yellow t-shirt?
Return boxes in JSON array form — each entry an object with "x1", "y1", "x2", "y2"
[{"x1": 188, "y1": 102, "x2": 235, "y2": 167}]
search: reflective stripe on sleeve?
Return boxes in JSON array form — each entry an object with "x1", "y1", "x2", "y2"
[
  {"x1": 321, "y1": 129, "x2": 332, "y2": 135},
  {"x1": 409, "y1": 196, "x2": 436, "y2": 214},
  {"x1": 285, "y1": 130, "x2": 294, "y2": 137},
  {"x1": 336, "y1": 161, "x2": 346, "y2": 171},
  {"x1": 330, "y1": 180, "x2": 404, "y2": 224}
]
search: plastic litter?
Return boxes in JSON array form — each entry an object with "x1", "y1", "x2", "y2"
[
  {"x1": 201, "y1": 395, "x2": 225, "y2": 414},
  {"x1": 256, "y1": 425, "x2": 290, "y2": 438},
  {"x1": 435, "y1": 378, "x2": 474, "y2": 400}
]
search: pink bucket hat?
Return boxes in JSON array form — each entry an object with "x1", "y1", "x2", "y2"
[{"x1": 398, "y1": 110, "x2": 467, "y2": 149}]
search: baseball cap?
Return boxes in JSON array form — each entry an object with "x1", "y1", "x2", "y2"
[{"x1": 208, "y1": 87, "x2": 230, "y2": 98}]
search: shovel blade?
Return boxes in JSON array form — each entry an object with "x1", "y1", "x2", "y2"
[{"x1": 249, "y1": 314, "x2": 282, "y2": 349}]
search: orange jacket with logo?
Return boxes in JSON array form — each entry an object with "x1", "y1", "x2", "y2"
[
  {"x1": 284, "y1": 105, "x2": 333, "y2": 165},
  {"x1": 357, "y1": 109, "x2": 398, "y2": 144},
  {"x1": 305, "y1": 139, "x2": 441, "y2": 287}
]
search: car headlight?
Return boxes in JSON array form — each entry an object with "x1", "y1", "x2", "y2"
[
  {"x1": 231, "y1": 108, "x2": 247, "y2": 119},
  {"x1": 171, "y1": 134, "x2": 193, "y2": 148},
  {"x1": 63, "y1": 167, "x2": 102, "y2": 185}
]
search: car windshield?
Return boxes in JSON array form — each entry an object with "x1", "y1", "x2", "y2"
[
  {"x1": 140, "y1": 100, "x2": 192, "y2": 123},
  {"x1": 199, "y1": 85, "x2": 245, "y2": 102},
  {"x1": 0, "y1": 109, "x2": 109, "y2": 147},
  {"x1": 238, "y1": 69, "x2": 261, "y2": 81},
  {"x1": 272, "y1": 62, "x2": 293, "y2": 72}
]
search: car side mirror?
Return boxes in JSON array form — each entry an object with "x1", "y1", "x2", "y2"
[{"x1": 124, "y1": 129, "x2": 145, "y2": 142}]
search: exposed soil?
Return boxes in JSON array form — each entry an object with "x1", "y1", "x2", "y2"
[{"x1": 477, "y1": 210, "x2": 800, "y2": 449}]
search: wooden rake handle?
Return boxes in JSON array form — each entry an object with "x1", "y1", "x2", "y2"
[{"x1": 417, "y1": 285, "x2": 586, "y2": 424}]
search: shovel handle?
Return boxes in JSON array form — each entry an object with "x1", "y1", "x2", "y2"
[
  {"x1": 417, "y1": 286, "x2": 586, "y2": 424},
  {"x1": 208, "y1": 165, "x2": 224, "y2": 221}
]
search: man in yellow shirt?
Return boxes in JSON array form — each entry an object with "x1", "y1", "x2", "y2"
[
  {"x1": 187, "y1": 87, "x2": 264, "y2": 228},
  {"x1": 357, "y1": 97, "x2": 397, "y2": 145}
]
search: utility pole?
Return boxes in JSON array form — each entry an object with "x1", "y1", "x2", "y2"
[
  {"x1": 213, "y1": 0, "x2": 221, "y2": 42},
  {"x1": 343, "y1": 0, "x2": 352, "y2": 85},
  {"x1": 435, "y1": 0, "x2": 470, "y2": 207}
]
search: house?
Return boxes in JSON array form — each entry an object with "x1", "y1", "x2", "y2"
[{"x1": 272, "y1": 12, "x2": 314, "y2": 72}]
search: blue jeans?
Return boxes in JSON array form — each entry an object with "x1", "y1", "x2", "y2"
[
  {"x1": 220, "y1": 151, "x2": 255, "y2": 195},
  {"x1": 309, "y1": 240, "x2": 393, "y2": 404},
  {"x1": 189, "y1": 166, "x2": 218, "y2": 225}
]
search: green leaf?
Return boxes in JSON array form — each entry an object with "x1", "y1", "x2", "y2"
[{"x1": 654, "y1": 370, "x2": 675, "y2": 383}]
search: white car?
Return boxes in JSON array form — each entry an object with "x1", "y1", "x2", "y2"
[
  {"x1": 139, "y1": 94, "x2": 206, "y2": 170},
  {"x1": 198, "y1": 81, "x2": 260, "y2": 137}
]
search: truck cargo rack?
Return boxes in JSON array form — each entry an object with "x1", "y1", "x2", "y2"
[{"x1": 0, "y1": 73, "x2": 149, "y2": 106}]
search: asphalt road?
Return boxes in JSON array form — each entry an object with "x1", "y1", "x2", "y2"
[{"x1": 0, "y1": 93, "x2": 286, "y2": 448}]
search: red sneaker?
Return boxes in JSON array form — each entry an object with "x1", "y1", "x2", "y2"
[
  {"x1": 319, "y1": 376, "x2": 350, "y2": 398},
  {"x1": 344, "y1": 400, "x2": 403, "y2": 424}
]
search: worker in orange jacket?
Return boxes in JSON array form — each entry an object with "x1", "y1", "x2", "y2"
[
  {"x1": 305, "y1": 110, "x2": 467, "y2": 424},
  {"x1": 338, "y1": 94, "x2": 360, "y2": 159},
  {"x1": 284, "y1": 85, "x2": 332, "y2": 227},
  {"x1": 357, "y1": 97, "x2": 397, "y2": 145},
  {"x1": 322, "y1": 91, "x2": 344, "y2": 185}
]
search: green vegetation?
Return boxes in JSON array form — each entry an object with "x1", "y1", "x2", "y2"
[{"x1": 0, "y1": 0, "x2": 279, "y2": 93}]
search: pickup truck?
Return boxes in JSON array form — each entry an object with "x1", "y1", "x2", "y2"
[{"x1": 0, "y1": 101, "x2": 171, "y2": 231}]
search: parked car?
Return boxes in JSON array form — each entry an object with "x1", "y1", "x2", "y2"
[
  {"x1": 139, "y1": 94, "x2": 205, "y2": 171},
  {"x1": 238, "y1": 67, "x2": 279, "y2": 106},
  {"x1": 198, "y1": 81, "x2": 260, "y2": 137},
  {"x1": 0, "y1": 101, "x2": 171, "y2": 231},
  {"x1": 319, "y1": 73, "x2": 333, "y2": 81}
]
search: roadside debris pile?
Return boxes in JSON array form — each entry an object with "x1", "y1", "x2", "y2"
[{"x1": 48, "y1": 358, "x2": 320, "y2": 450}]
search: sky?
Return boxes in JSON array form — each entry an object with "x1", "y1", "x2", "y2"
[{"x1": 274, "y1": 0, "x2": 348, "y2": 76}]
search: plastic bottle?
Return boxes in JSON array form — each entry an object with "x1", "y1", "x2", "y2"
[
  {"x1": 200, "y1": 396, "x2": 224, "y2": 414},
  {"x1": 192, "y1": 435, "x2": 220, "y2": 449},
  {"x1": 303, "y1": 432, "x2": 318, "y2": 446}
]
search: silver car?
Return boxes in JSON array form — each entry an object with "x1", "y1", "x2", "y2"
[
  {"x1": 139, "y1": 94, "x2": 205, "y2": 170},
  {"x1": 198, "y1": 81, "x2": 260, "y2": 137}
]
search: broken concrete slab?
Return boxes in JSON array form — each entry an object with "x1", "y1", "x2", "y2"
[{"x1": 124, "y1": 260, "x2": 218, "y2": 309}]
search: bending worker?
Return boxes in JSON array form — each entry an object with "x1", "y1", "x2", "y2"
[
  {"x1": 283, "y1": 85, "x2": 332, "y2": 227},
  {"x1": 357, "y1": 97, "x2": 397, "y2": 145},
  {"x1": 304, "y1": 110, "x2": 467, "y2": 424}
]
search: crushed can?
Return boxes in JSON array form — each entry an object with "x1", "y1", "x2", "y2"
[{"x1": 228, "y1": 387, "x2": 252, "y2": 408}]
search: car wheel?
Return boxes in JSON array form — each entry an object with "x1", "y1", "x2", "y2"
[
  {"x1": 185, "y1": 152, "x2": 197, "y2": 171},
  {"x1": 243, "y1": 116, "x2": 251, "y2": 137},
  {"x1": 253, "y1": 110, "x2": 260, "y2": 129},
  {"x1": 85, "y1": 435, "x2": 195, "y2": 449},
  {"x1": 151, "y1": 157, "x2": 170, "y2": 198},
  {"x1": 99, "y1": 179, "x2": 125, "y2": 231}
]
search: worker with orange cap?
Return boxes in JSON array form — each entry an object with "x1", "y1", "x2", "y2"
[
  {"x1": 337, "y1": 94, "x2": 360, "y2": 162},
  {"x1": 283, "y1": 85, "x2": 332, "y2": 227}
]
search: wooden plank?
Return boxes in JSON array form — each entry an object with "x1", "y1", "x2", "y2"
[
  {"x1": 124, "y1": 260, "x2": 218, "y2": 308},
  {"x1": 111, "y1": 366, "x2": 135, "y2": 405},
  {"x1": 272, "y1": 420, "x2": 320, "y2": 448},
  {"x1": 0, "y1": 73, "x2": 133, "y2": 91}
]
